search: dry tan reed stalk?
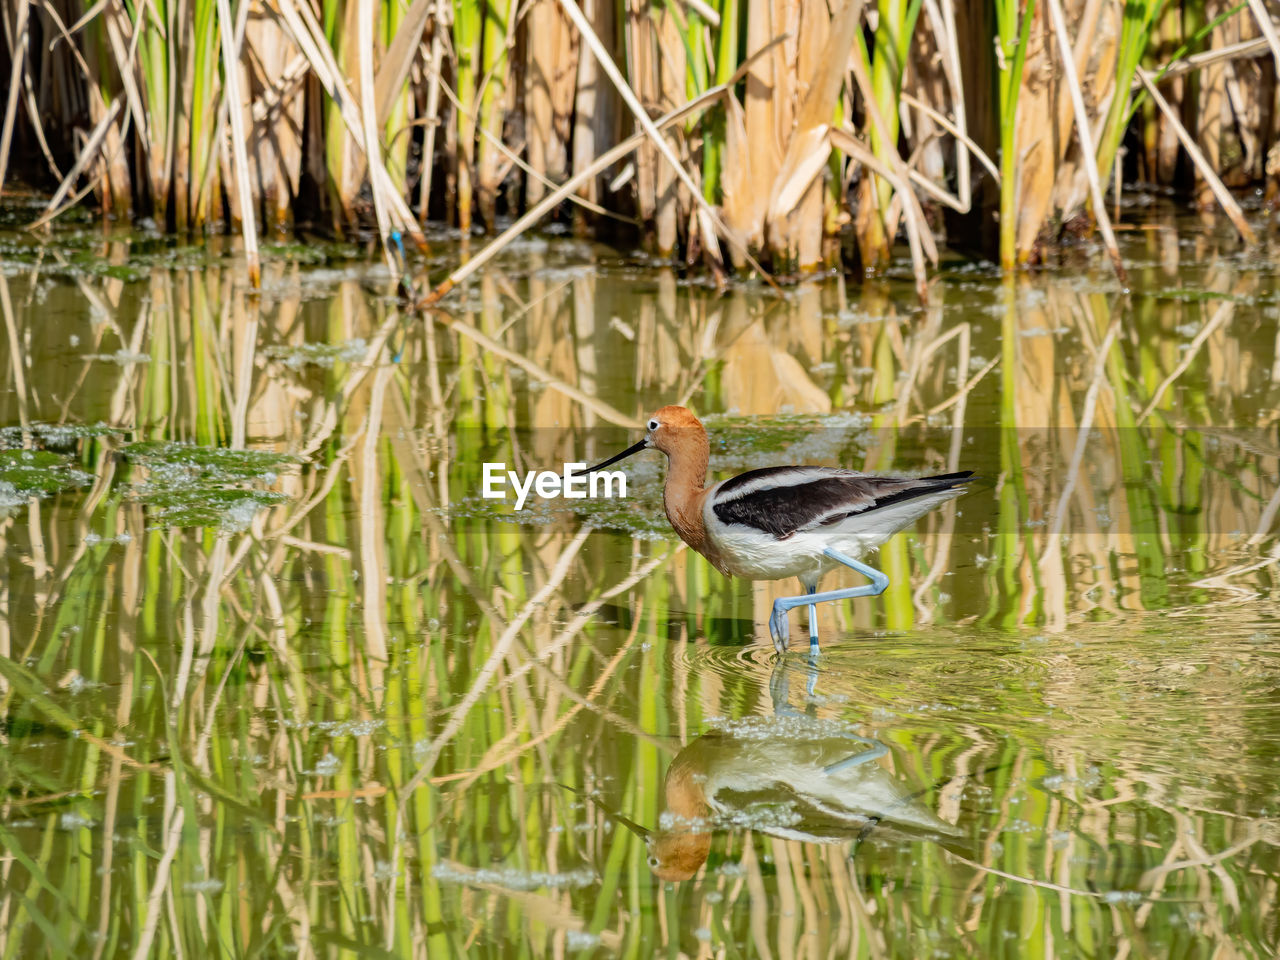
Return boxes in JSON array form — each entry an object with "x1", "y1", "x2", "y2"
[
  {"x1": 524, "y1": 0, "x2": 576, "y2": 205},
  {"x1": 556, "y1": 0, "x2": 728, "y2": 264},
  {"x1": 0, "y1": 0, "x2": 29, "y2": 198},
  {"x1": 764, "y1": 0, "x2": 856, "y2": 266},
  {"x1": 1244, "y1": 0, "x2": 1280, "y2": 72},
  {"x1": 98, "y1": 0, "x2": 151, "y2": 155},
  {"x1": 473, "y1": 0, "x2": 518, "y2": 226},
  {"x1": 829, "y1": 127, "x2": 932, "y2": 297},
  {"x1": 374, "y1": 0, "x2": 433, "y2": 126},
  {"x1": 0, "y1": 274, "x2": 30, "y2": 433},
  {"x1": 271, "y1": 0, "x2": 424, "y2": 244},
  {"x1": 838, "y1": 4, "x2": 938, "y2": 294},
  {"x1": 438, "y1": 70, "x2": 630, "y2": 221},
  {"x1": 735, "y1": 0, "x2": 792, "y2": 260},
  {"x1": 568, "y1": 0, "x2": 617, "y2": 210},
  {"x1": 244, "y1": 39, "x2": 306, "y2": 229},
  {"x1": 358, "y1": 0, "x2": 393, "y2": 261},
  {"x1": 218, "y1": 0, "x2": 260, "y2": 287},
  {"x1": 1045, "y1": 0, "x2": 1125, "y2": 282},
  {"x1": 32, "y1": 100, "x2": 123, "y2": 228},
  {"x1": 1140, "y1": 36, "x2": 1269, "y2": 84},
  {"x1": 419, "y1": 3, "x2": 447, "y2": 220},
  {"x1": 899, "y1": 93, "x2": 1001, "y2": 191},
  {"x1": 416, "y1": 36, "x2": 786, "y2": 306},
  {"x1": 630, "y1": 0, "x2": 686, "y2": 253},
  {"x1": 934, "y1": 0, "x2": 970, "y2": 207},
  {"x1": 1137, "y1": 68, "x2": 1256, "y2": 243}
]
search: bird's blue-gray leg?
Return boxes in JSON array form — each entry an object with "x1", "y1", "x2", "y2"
[
  {"x1": 807, "y1": 585, "x2": 819, "y2": 653},
  {"x1": 823, "y1": 732, "x2": 888, "y2": 774},
  {"x1": 768, "y1": 547, "x2": 891, "y2": 654}
]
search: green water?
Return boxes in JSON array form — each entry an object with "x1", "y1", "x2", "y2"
[{"x1": 0, "y1": 212, "x2": 1278, "y2": 958}]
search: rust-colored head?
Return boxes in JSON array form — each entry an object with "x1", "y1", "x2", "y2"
[
  {"x1": 646, "y1": 827, "x2": 713, "y2": 882},
  {"x1": 645, "y1": 746, "x2": 714, "y2": 882},
  {"x1": 642, "y1": 405, "x2": 706, "y2": 457},
  {"x1": 579, "y1": 405, "x2": 709, "y2": 494}
]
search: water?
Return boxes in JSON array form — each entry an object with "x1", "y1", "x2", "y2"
[{"x1": 0, "y1": 209, "x2": 1278, "y2": 957}]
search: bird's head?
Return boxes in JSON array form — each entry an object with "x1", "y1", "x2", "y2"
[
  {"x1": 641, "y1": 405, "x2": 706, "y2": 457},
  {"x1": 579, "y1": 405, "x2": 706, "y2": 473},
  {"x1": 645, "y1": 826, "x2": 713, "y2": 882}
]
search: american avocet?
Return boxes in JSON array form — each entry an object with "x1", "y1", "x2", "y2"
[
  {"x1": 581, "y1": 405, "x2": 972, "y2": 654},
  {"x1": 644, "y1": 716, "x2": 964, "y2": 881}
]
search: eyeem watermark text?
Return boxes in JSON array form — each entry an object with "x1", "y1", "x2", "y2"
[{"x1": 482, "y1": 463, "x2": 627, "y2": 510}]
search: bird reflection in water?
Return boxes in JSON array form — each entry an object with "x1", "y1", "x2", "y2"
[{"x1": 635, "y1": 659, "x2": 968, "y2": 882}]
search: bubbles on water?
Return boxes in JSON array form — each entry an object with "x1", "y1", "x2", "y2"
[
  {"x1": 566, "y1": 931, "x2": 600, "y2": 951},
  {"x1": 59, "y1": 670, "x2": 99, "y2": 695},
  {"x1": 431, "y1": 862, "x2": 598, "y2": 891},
  {"x1": 1102, "y1": 890, "x2": 1143, "y2": 905},
  {"x1": 0, "y1": 481, "x2": 24, "y2": 511},
  {"x1": 263, "y1": 339, "x2": 367, "y2": 370},
  {"x1": 659, "y1": 811, "x2": 712, "y2": 831},
  {"x1": 708, "y1": 713, "x2": 854, "y2": 741},
  {"x1": 310, "y1": 753, "x2": 341, "y2": 776},
  {"x1": 84, "y1": 349, "x2": 151, "y2": 365},
  {"x1": 322, "y1": 719, "x2": 383, "y2": 738},
  {"x1": 833, "y1": 308, "x2": 883, "y2": 327},
  {"x1": 83, "y1": 531, "x2": 132, "y2": 545},
  {"x1": 220, "y1": 499, "x2": 265, "y2": 534},
  {"x1": 1003, "y1": 819, "x2": 1039, "y2": 835},
  {"x1": 717, "y1": 803, "x2": 803, "y2": 831}
]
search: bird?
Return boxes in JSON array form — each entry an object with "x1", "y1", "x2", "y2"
[
  {"x1": 580, "y1": 405, "x2": 973, "y2": 654},
  {"x1": 642, "y1": 715, "x2": 967, "y2": 882}
]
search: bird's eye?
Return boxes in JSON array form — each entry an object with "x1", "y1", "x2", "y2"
[
  {"x1": 647, "y1": 856, "x2": 660, "y2": 867},
  {"x1": 647, "y1": 419, "x2": 659, "y2": 431}
]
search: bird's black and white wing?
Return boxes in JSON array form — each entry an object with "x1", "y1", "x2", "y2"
[{"x1": 709, "y1": 467, "x2": 973, "y2": 541}]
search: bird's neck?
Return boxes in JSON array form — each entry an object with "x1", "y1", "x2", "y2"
[
  {"x1": 662, "y1": 439, "x2": 709, "y2": 552},
  {"x1": 664, "y1": 761, "x2": 710, "y2": 822}
]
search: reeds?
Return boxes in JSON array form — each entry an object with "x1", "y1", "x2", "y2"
[{"x1": 0, "y1": 0, "x2": 1276, "y2": 286}]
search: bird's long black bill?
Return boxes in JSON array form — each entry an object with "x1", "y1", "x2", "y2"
[
  {"x1": 577, "y1": 438, "x2": 647, "y2": 476},
  {"x1": 588, "y1": 796, "x2": 651, "y2": 839}
]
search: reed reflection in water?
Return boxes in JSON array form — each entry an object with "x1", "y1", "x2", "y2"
[{"x1": 0, "y1": 219, "x2": 1277, "y2": 957}]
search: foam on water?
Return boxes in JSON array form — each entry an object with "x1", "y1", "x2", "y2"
[
  {"x1": 707, "y1": 713, "x2": 859, "y2": 741},
  {"x1": 431, "y1": 862, "x2": 598, "y2": 891},
  {"x1": 264, "y1": 339, "x2": 367, "y2": 370}
]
